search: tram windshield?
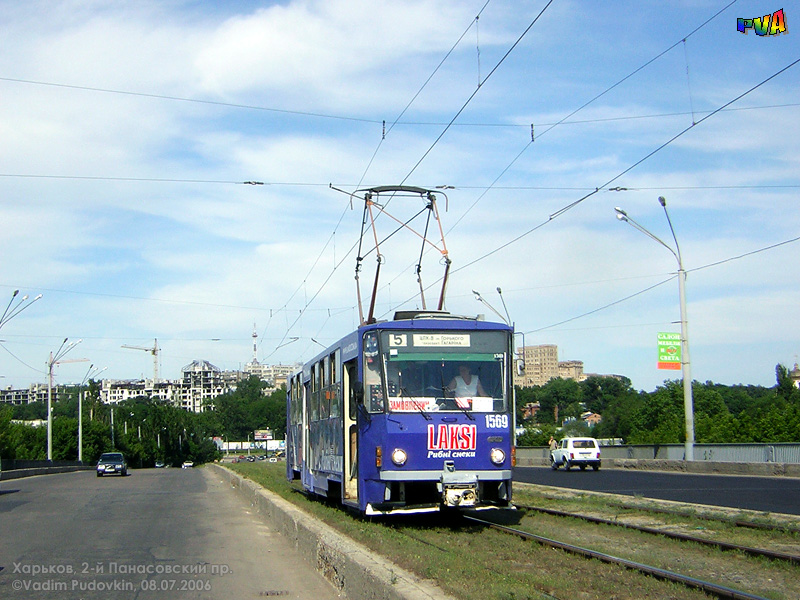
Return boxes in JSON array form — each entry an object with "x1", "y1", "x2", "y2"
[{"x1": 363, "y1": 329, "x2": 509, "y2": 414}]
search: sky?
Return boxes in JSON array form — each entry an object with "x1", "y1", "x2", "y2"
[{"x1": 0, "y1": 0, "x2": 797, "y2": 394}]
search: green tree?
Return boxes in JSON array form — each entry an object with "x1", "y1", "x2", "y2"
[
  {"x1": 593, "y1": 393, "x2": 643, "y2": 441},
  {"x1": 537, "y1": 378, "x2": 581, "y2": 425},
  {"x1": 627, "y1": 381, "x2": 684, "y2": 444},
  {"x1": 580, "y1": 375, "x2": 635, "y2": 415},
  {"x1": 517, "y1": 424, "x2": 557, "y2": 447},
  {"x1": 775, "y1": 364, "x2": 795, "y2": 402},
  {"x1": 12, "y1": 401, "x2": 46, "y2": 420}
]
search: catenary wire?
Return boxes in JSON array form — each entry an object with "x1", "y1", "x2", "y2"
[
  {"x1": 379, "y1": 56, "x2": 800, "y2": 322},
  {"x1": 451, "y1": 56, "x2": 800, "y2": 275},
  {"x1": 263, "y1": 4, "x2": 494, "y2": 355},
  {"x1": 381, "y1": 0, "x2": 744, "y2": 293},
  {"x1": 400, "y1": 0, "x2": 554, "y2": 185}
]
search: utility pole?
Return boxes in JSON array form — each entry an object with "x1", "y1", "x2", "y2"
[{"x1": 46, "y1": 339, "x2": 86, "y2": 461}]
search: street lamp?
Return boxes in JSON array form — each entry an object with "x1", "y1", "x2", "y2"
[
  {"x1": 496, "y1": 287, "x2": 525, "y2": 375},
  {"x1": 46, "y1": 338, "x2": 85, "y2": 461},
  {"x1": 615, "y1": 197, "x2": 694, "y2": 461},
  {"x1": 78, "y1": 364, "x2": 106, "y2": 463},
  {"x1": 0, "y1": 290, "x2": 42, "y2": 330},
  {"x1": 472, "y1": 290, "x2": 509, "y2": 325}
]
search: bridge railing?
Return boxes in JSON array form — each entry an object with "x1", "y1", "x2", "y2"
[
  {"x1": 520, "y1": 442, "x2": 800, "y2": 463},
  {"x1": 1, "y1": 458, "x2": 86, "y2": 471}
]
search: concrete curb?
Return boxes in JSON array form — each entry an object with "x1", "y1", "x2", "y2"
[{"x1": 209, "y1": 464, "x2": 456, "y2": 600}]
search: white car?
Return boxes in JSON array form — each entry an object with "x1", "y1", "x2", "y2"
[
  {"x1": 181, "y1": 461, "x2": 194, "y2": 469},
  {"x1": 551, "y1": 437, "x2": 601, "y2": 471}
]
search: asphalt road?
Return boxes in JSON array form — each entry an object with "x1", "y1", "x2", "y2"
[
  {"x1": 514, "y1": 466, "x2": 800, "y2": 516},
  {"x1": 0, "y1": 467, "x2": 341, "y2": 599}
]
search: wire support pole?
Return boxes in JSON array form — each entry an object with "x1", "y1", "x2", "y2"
[
  {"x1": 47, "y1": 338, "x2": 83, "y2": 462},
  {"x1": 615, "y1": 198, "x2": 694, "y2": 461}
]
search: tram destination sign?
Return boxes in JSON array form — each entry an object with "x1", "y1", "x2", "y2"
[
  {"x1": 412, "y1": 333, "x2": 470, "y2": 347},
  {"x1": 657, "y1": 332, "x2": 681, "y2": 370}
]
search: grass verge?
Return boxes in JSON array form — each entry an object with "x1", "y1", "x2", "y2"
[{"x1": 224, "y1": 462, "x2": 798, "y2": 600}]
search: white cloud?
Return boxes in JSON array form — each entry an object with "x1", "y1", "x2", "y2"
[{"x1": 0, "y1": 0, "x2": 797, "y2": 392}]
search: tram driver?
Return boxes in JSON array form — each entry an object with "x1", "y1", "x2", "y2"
[{"x1": 446, "y1": 364, "x2": 486, "y2": 398}]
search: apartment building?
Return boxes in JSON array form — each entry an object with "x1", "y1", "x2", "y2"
[
  {"x1": 514, "y1": 344, "x2": 586, "y2": 388},
  {"x1": 3, "y1": 359, "x2": 298, "y2": 413}
]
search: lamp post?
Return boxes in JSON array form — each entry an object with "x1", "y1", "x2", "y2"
[
  {"x1": 472, "y1": 290, "x2": 509, "y2": 325},
  {"x1": 78, "y1": 364, "x2": 106, "y2": 463},
  {"x1": 615, "y1": 197, "x2": 694, "y2": 461},
  {"x1": 0, "y1": 290, "x2": 43, "y2": 331},
  {"x1": 496, "y1": 287, "x2": 526, "y2": 376},
  {"x1": 46, "y1": 338, "x2": 84, "y2": 461}
]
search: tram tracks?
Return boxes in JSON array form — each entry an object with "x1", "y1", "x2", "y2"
[
  {"x1": 514, "y1": 503, "x2": 800, "y2": 565},
  {"x1": 463, "y1": 514, "x2": 775, "y2": 600},
  {"x1": 232, "y1": 464, "x2": 800, "y2": 600}
]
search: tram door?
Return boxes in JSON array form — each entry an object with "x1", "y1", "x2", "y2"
[{"x1": 343, "y1": 359, "x2": 358, "y2": 504}]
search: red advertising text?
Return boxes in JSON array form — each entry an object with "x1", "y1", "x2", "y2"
[{"x1": 427, "y1": 424, "x2": 477, "y2": 451}]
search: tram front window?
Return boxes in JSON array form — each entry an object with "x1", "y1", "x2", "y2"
[{"x1": 379, "y1": 330, "x2": 509, "y2": 414}]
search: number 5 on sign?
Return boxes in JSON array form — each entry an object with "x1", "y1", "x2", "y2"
[{"x1": 389, "y1": 334, "x2": 407, "y2": 347}]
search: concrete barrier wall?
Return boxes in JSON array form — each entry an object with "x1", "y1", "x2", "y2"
[
  {"x1": 515, "y1": 450, "x2": 800, "y2": 477},
  {"x1": 0, "y1": 465, "x2": 93, "y2": 480},
  {"x1": 209, "y1": 464, "x2": 455, "y2": 600},
  {"x1": 518, "y1": 443, "x2": 800, "y2": 464}
]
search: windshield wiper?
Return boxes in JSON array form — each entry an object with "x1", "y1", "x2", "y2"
[
  {"x1": 453, "y1": 399, "x2": 475, "y2": 420},
  {"x1": 400, "y1": 386, "x2": 431, "y2": 420}
]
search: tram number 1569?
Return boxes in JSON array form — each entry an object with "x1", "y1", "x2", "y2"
[{"x1": 485, "y1": 414, "x2": 509, "y2": 429}]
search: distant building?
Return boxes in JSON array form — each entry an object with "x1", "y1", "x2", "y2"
[
  {"x1": 520, "y1": 402, "x2": 540, "y2": 421},
  {"x1": 515, "y1": 344, "x2": 559, "y2": 387},
  {"x1": 0, "y1": 383, "x2": 63, "y2": 405},
  {"x1": 582, "y1": 411, "x2": 602, "y2": 426},
  {"x1": 558, "y1": 360, "x2": 585, "y2": 382},
  {"x1": 514, "y1": 345, "x2": 586, "y2": 388},
  {"x1": 790, "y1": 362, "x2": 800, "y2": 389},
  {"x1": 177, "y1": 360, "x2": 227, "y2": 412},
  {"x1": 244, "y1": 360, "x2": 296, "y2": 390},
  {"x1": 2, "y1": 353, "x2": 298, "y2": 413}
]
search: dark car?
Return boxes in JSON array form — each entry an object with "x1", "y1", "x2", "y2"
[{"x1": 96, "y1": 452, "x2": 128, "y2": 477}]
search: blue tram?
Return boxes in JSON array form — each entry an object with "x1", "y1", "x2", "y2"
[{"x1": 286, "y1": 310, "x2": 515, "y2": 515}]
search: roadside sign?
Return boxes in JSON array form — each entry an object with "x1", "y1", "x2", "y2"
[{"x1": 657, "y1": 332, "x2": 681, "y2": 370}]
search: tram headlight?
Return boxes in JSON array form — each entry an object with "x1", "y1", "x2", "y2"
[
  {"x1": 490, "y1": 448, "x2": 506, "y2": 465},
  {"x1": 391, "y1": 448, "x2": 408, "y2": 466}
]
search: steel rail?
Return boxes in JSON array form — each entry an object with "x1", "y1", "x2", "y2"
[
  {"x1": 516, "y1": 504, "x2": 800, "y2": 565},
  {"x1": 464, "y1": 515, "x2": 772, "y2": 600},
  {"x1": 605, "y1": 500, "x2": 800, "y2": 533}
]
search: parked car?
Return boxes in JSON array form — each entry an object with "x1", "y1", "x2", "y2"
[
  {"x1": 181, "y1": 461, "x2": 194, "y2": 469},
  {"x1": 96, "y1": 452, "x2": 128, "y2": 477},
  {"x1": 551, "y1": 437, "x2": 601, "y2": 471}
]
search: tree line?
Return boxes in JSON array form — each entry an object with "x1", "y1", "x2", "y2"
[
  {"x1": 0, "y1": 376, "x2": 286, "y2": 467},
  {"x1": 516, "y1": 364, "x2": 800, "y2": 446},
  {"x1": 4, "y1": 368, "x2": 798, "y2": 465}
]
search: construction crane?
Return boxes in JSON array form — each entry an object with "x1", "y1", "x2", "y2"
[{"x1": 122, "y1": 338, "x2": 160, "y2": 382}]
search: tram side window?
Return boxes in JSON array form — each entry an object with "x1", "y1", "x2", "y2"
[
  {"x1": 329, "y1": 350, "x2": 341, "y2": 418},
  {"x1": 289, "y1": 377, "x2": 297, "y2": 423},
  {"x1": 297, "y1": 375, "x2": 304, "y2": 417},
  {"x1": 310, "y1": 365, "x2": 320, "y2": 421},
  {"x1": 319, "y1": 359, "x2": 330, "y2": 420},
  {"x1": 363, "y1": 332, "x2": 384, "y2": 412}
]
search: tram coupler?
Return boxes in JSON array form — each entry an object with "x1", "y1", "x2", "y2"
[{"x1": 438, "y1": 461, "x2": 478, "y2": 507}]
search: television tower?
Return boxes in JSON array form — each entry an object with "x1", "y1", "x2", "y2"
[{"x1": 252, "y1": 323, "x2": 259, "y2": 364}]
